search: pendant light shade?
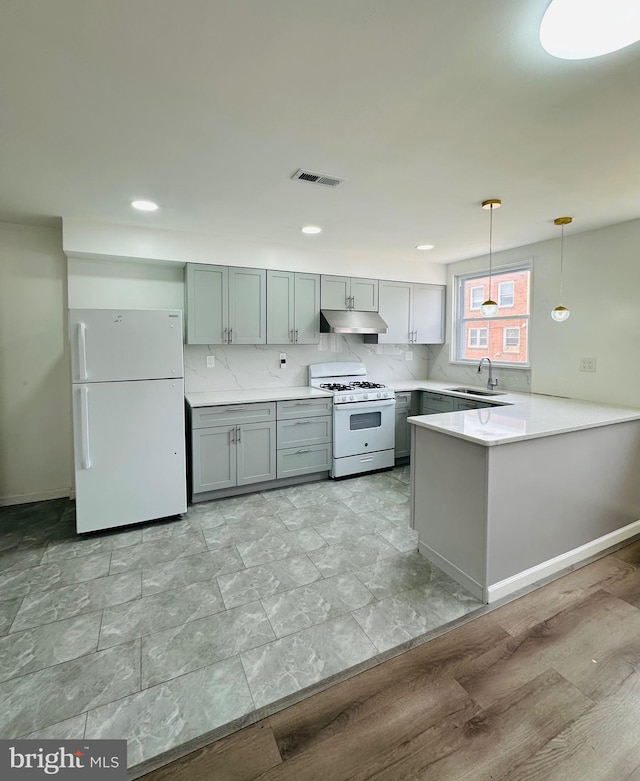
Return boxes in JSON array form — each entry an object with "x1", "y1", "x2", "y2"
[
  {"x1": 551, "y1": 216, "x2": 572, "y2": 322},
  {"x1": 480, "y1": 199, "x2": 501, "y2": 317}
]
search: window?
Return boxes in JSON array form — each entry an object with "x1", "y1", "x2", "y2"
[
  {"x1": 503, "y1": 327, "x2": 520, "y2": 352},
  {"x1": 498, "y1": 281, "x2": 514, "y2": 308},
  {"x1": 468, "y1": 328, "x2": 488, "y2": 348},
  {"x1": 469, "y1": 286, "x2": 484, "y2": 310},
  {"x1": 454, "y1": 264, "x2": 531, "y2": 366}
]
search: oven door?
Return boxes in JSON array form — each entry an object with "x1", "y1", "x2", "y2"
[{"x1": 333, "y1": 398, "x2": 396, "y2": 458}]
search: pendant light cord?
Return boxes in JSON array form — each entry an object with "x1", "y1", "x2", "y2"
[
  {"x1": 559, "y1": 223, "x2": 564, "y2": 304},
  {"x1": 488, "y1": 205, "x2": 493, "y2": 301}
]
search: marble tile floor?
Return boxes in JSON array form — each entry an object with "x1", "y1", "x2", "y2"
[{"x1": 0, "y1": 467, "x2": 484, "y2": 772}]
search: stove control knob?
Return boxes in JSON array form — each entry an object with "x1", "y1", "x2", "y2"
[
  {"x1": 363, "y1": 393, "x2": 369, "y2": 399},
  {"x1": 377, "y1": 392, "x2": 382, "y2": 398},
  {"x1": 349, "y1": 394, "x2": 355, "y2": 401}
]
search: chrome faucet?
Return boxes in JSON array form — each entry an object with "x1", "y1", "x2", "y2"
[{"x1": 477, "y1": 357, "x2": 498, "y2": 390}]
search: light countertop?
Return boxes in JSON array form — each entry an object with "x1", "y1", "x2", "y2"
[
  {"x1": 186, "y1": 386, "x2": 332, "y2": 407},
  {"x1": 185, "y1": 380, "x2": 640, "y2": 446},
  {"x1": 403, "y1": 380, "x2": 640, "y2": 446}
]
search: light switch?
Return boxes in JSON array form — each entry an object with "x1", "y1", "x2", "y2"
[{"x1": 206, "y1": 355, "x2": 215, "y2": 368}]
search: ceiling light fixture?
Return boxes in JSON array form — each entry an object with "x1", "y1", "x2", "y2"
[
  {"x1": 301, "y1": 225, "x2": 322, "y2": 234},
  {"x1": 131, "y1": 200, "x2": 158, "y2": 212},
  {"x1": 415, "y1": 244, "x2": 434, "y2": 251},
  {"x1": 480, "y1": 199, "x2": 501, "y2": 317},
  {"x1": 551, "y1": 216, "x2": 572, "y2": 322},
  {"x1": 540, "y1": 0, "x2": 640, "y2": 60}
]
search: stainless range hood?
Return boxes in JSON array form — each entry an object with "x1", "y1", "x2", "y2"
[{"x1": 320, "y1": 309, "x2": 388, "y2": 335}]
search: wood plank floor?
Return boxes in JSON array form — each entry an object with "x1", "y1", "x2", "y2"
[{"x1": 140, "y1": 540, "x2": 640, "y2": 781}]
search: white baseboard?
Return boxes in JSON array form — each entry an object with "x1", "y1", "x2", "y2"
[
  {"x1": 418, "y1": 541, "x2": 484, "y2": 601},
  {"x1": 0, "y1": 488, "x2": 72, "y2": 507},
  {"x1": 486, "y1": 518, "x2": 640, "y2": 603}
]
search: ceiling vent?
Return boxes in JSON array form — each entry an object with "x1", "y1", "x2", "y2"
[{"x1": 291, "y1": 169, "x2": 345, "y2": 188}]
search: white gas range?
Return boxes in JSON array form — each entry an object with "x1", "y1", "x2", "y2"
[{"x1": 309, "y1": 362, "x2": 396, "y2": 478}]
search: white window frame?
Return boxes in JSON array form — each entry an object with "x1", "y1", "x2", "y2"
[
  {"x1": 468, "y1": 327, "x2": 488, "y2": 348},
  {"x1": 503, "y1": 327, "x2": 520, "y2": 352},
  {"x1": 452, "y1": 261, "x2": 532, "y2": 368},
  {"x1": 469, "y1": 286, "x2": 484, "y2": 310},
  {"x1": 498, "y1": 280, "x2": 515, "y2": 308}
]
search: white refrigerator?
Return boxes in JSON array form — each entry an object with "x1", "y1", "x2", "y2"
[{"x1": 69, "y1": 308, "x2": 187, "y2": 533}]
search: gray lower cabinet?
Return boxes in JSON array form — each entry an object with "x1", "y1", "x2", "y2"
[
  {"x1": 394, "y1": 392, "x2": 412, "y2": 458},
  {"x1": 420, "y1": 392, "x2": 455, "y2": 415},
  {"x1": 191, "y1": 402, "x2": 276, "y2": 495},
  {"x1": 276, "y1": 399, "x2": 332, "y2": 479}
]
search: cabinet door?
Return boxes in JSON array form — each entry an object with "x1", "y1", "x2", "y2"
[
  {"x1": 420, "y1": 393, "x2": 454, "y2": 414},
  {"x1": 351, "y1": 277, "x2": 379, "y2": 312},
  {"x1": 395, "y1": 408, "x2": 411, "y2": 458},
  {"x1": 413, "y1": 284, "x2": 445, "y2": 344},
  {"x1": 321, "y1": 275, "x2": 350, "y2": 310},
  {"x1": 377, "y1": 281, "x2": 412, "y2": 344},
  {"x1": 294, "y1": 272, "x2": 320, "y2": 344},
  {"x1": 185, "y1": 264, "x2": 228, "y2": 345},
  {"x1": 228, "y1": 267, "x2": 267, "y2": 344},
  {"x1": 192, "y1": 425, "x2": 236, "y2": 493},
  {"x1": 236, "y1": 421, "x2": 276, "y2": 486},
  {"x1": 267, "y1": 270, "x2": 295, "y2": 344}
]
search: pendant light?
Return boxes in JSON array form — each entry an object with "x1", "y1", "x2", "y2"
[
  {"x1": 551, "y1": 216, "x2": 572, "y2": 322},
  {"x1": 480, "y1": 199, "x2": 501, "y2": 317}
]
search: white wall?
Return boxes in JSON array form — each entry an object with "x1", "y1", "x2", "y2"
[
  {"x1": 68, "y1": 258, "x2": 184, "y2": 310},
  {"x1": 0, "y1": 223, "x2": 72, "y2": 505},
  {"x1": 63, "y1": 219, "x2": 447, "y2": 285},
  {"x1": 429, "y1": 218, "x2": 640, "y2": 407}
]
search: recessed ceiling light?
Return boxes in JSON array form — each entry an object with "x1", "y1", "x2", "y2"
[
  {"x1": 540, "y1": 0, "x2": 640, "y2": 59},
  {"x1": 415, "y1": 244, "x2": 434, "y2": 251},
  {"x1": 301, "y1": 225, "x2": 322, "y2": 234},
  {"x1": 131, "y1": 200, "x2": 159, "y2": 212}
]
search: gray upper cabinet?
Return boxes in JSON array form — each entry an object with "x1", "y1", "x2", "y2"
[
  {"x1": 413, "y1": 284, "x2": 445, "y2": 344},
  {"x1": 185, "y1": 263, "x2": 266, "y2": 345},
  {"x1": 267, "y1": 270, "x2": 320, "y2": 344},
  {"x1": 186, "y1": 264, "x2": 228, "y2": 345},
  {"x1": 375, "y1": 280, "x2": 445, "y2": 344},
  {"x1": 321, "y1": 275, "x2": 379, "y2": 311}
]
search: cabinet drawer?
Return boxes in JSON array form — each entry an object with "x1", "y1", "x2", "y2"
[
  {"x1": 191, "y1": 402, "x2": 276, "y2": 429},
  {"x1": 277, "y1": 398, "x2": 333, "y2": 419},
  {"x1": 276, "y1": 443, "x2": 331, "y2": 479},
  {"x1": 395, "y1": 392, "x2": 412, "y2": 409},
  {"x1": 420, "y1": 393, "x2": 454, "y2": 414},
  {"x1": 277, "y1": 416, "x2": 332, "y2": 449}
]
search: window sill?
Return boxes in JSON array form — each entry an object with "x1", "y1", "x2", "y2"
[{"x1": 448, "y1": 360, "x2": 531, "y2": 371}]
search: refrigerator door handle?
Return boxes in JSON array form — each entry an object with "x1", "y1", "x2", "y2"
[
  {"x1": 77, "y1": 322, "x2": 88, "y2": 380},
  {"x1": 79, "y1": 386, "x2": 92, "y2": 469}
]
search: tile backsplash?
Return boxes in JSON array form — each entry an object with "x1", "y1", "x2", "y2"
[{"x1": 185, "y1": 335, "x2": 429, "y2": 392}]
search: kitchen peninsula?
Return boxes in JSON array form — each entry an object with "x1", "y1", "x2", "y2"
[{"x1": 407, "y1": 387, "x2": 640, "y2": 604}]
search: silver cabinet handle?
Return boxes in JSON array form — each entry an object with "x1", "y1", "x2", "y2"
[
  {"x1": 225, "y1": 407, "x2": 245, "y2": 412},
  {"x1": 236, "y1": 426, "x2": 241, "y2": 443},
  {"x1": 295, "y1": 401, "x2": 311, "y2": 405},
  {"x1": 223, "y1": 327, "x2": 228, "y2": 343},
  {"x1": 228, "y1": 328, "x2": 233, "y2": 343},
  {"x1": 413, "y1": 330, "x2": 418, "y2": 342},
  {"x1": 295, "y1": 448, "x2": 312, "y2": 454},
  {"x1": 294, "y1": 419, "x2": 310, "y2": 424},
  {"x1": 295, "y1": 329, "x2": 298, "y2": 342},
  {"x1": 289, "y1": 329, "x2": 294, "y2": 343},
  {"x1": 229, "y1": 428, "x2": 235, "y2": 444}
]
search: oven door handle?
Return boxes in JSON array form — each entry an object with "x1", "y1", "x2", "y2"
[{"x1": 334, "y1": 399, "x2": 396, "y2": 411}]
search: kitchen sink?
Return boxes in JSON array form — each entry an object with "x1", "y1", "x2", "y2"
[{"x1": 446, "y1": 387, "x2": 506, "y2": 397}]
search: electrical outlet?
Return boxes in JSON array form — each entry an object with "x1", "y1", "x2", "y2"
[
  {"x1": 404, "y1": 351, "x2": 413, "y2": 361},
  {"x1": 206, "y1": 355, "x2": 215, "y2": 368},
  {"x1": 279, "y1": 352, "x2": 287, "y2": 368},
  {"x1": 579, "y1": 357, "x2": 596, "y2": 372}
]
